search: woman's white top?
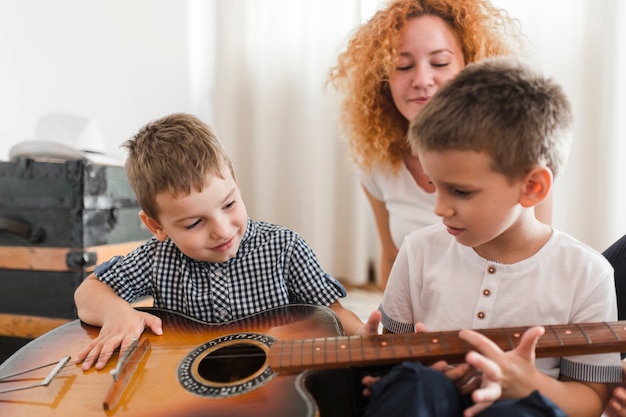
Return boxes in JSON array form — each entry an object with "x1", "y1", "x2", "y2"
[{"x1": 359, "y1": 163, "x2": 439, "y2": 248}]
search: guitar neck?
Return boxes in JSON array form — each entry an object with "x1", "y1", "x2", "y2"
[{"x1": 269, "y1": 321, "x2": 626, "y2": 372}]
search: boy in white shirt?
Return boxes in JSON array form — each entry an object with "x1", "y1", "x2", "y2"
[{"x1": 367, "y1": 57, "x2": 621, "y2": 417}]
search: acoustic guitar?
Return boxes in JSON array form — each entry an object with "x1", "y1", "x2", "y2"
[{"x1": 0, "y1": 304, "x2": 625, "y2": 417}]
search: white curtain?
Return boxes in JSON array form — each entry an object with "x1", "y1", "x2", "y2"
[
  {"x1": 209, "y1": 0, "x2": 626, "y2": 286},
  {"x1": 212, "y1": 0, "x2": 375, "y2": 285},
  {"x1": 493, "y1": 0, "x2": 626, "y2": 252}
]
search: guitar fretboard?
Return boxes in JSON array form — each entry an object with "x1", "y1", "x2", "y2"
[{"x1": 269, "y1": 321, "x2": 626, "y2": 372}]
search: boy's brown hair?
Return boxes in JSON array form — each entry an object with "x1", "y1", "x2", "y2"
[
  {"x1": 123, "y1": 113, "x2": 235, "y2": 220},
  {"x1": 409, "y1": 56, "x2": 573, "y2": 181}
]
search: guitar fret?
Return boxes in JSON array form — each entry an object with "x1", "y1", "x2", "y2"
[
  {"x1": 373, "y1": 335, "x2": 380, "y2": 361},
  {"x1": 576, "y1": 323, "x2": 592, "y2": 344},
  {"x1": 548, "y1": 325, "x2": 564, "y2": 347},
  {"x1": 421, "y1": 332, "x2": 430, "y2": 357},
  {"x1": 460, "y1": 335, "x2": 472, "y2": 356},
  {"x1": 330, "y1": 337, "x2": 339, "y2": 366},
  {"x1": 324, "y1": 338, "x2": 329, "y2": 365},
  {"x1": 357, "y1": 334, "x2": 364, "y2": 364},
  {"x1": 310, "y1": 340, "x2": 317, "y2": 366},
  {"x1": 404, "y1": 333, "x2": 412, "y2": 359},
  {"x1": 606, "y1": 322, "x2": 620, "y2": 342},
  {"x1": 441, "y1": 333, "x2": 450, "y2": 354},
  {"x1": 336, "y1": 337, "x2": 348, "y2": 365},
  {"x1": 314, "y1": 339, "x2": 319, "y2": 366},
  {"x1": 347, "y1": 336, "x2": 353, "y2": 365},
  {"x1": 270, "y1": 320, "x2": 626, "y2": 373},
  {"x1": 502, "y1": 327, "x2": 516, "y2": 350}
]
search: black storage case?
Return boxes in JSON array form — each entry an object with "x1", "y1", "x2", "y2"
[{"x1": 0, "y1": 156, "x2": 151, "y2": 360}]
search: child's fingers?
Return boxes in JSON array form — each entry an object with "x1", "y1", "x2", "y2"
[
  {"x1": 458, "y1": 329, "x2": 504, "y2": 358},
  {"x1": 465, "y1": 350, "x2": 501, "y2": 382},
  {"x1": 459, "y1": 326, "x2": 545, "y2": 362},
  {"x1": 414, "y1": 322, "x2": 428, "y2": 333},
  {"x1": 513, "y1": 326, "x2": 545, "y2": 361}
]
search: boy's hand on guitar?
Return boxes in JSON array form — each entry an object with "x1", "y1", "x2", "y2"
[
  {"x1": 360, "y1": 319, "x2": 425, "y2": 397},
  {"x1": 414, "y1": 322, "x2": 482, "y2": 394},
  {"x1": 457, "y1": 344, "x2": 503, "y2": 416},
  {"x1": 355, "y1": 310, "x2": 382, "y2": 336},
  {"x1": 361, "y1": 321, "x2": 480, "y2": 397},
  {"x1": 76, "y1": 308, "x2": 163, "y2": 371},
  {"x1": 459, "y1": 326, "x2": 545, "y2": 403},
  {"x1": 361, "y1": 375, "x2": 380, "y2": 397},
  {"x1": 438, "y1": 362, "x2": 482, "y2": 395},
  {"x1": 605, "y1": 361, "x2": 626, "y2": 417}
]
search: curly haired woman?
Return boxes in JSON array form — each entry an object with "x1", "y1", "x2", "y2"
[{"x1": 328, "y1": 0, "x2": 552, "y2": 288}]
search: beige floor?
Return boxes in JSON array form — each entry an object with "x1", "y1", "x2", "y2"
[{"x1": 341, "y1": 285, "x2": 383, "y2": 323}]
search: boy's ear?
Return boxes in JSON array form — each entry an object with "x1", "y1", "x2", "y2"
[
  {"x1": 519, "y1": 166, "x2": 552, "y2": 208},
  {"x1": 139, "y1": 210, "x2": 168, "y2": 242}
]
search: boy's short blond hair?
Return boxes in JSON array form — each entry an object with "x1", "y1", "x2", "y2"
[
  {"x1": 409, "y1": 57, "x2": 573, "y2": 181},
  {"x1": 123, "y1": 113, "x2": 235, "y2": 220}
]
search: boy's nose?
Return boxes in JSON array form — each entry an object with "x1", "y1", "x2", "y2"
[
  {"x1": 210, "y1": 220, "x2": 229, "y2": 240},
  {"x1": 433, "y1": 196, "x2": 453, "y2": 218}
]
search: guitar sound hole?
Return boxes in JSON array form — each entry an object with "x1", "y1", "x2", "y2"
[
  {"x1": 179, "y1": 333, "x2": 277, "y2": 397},
  {"x1": 197, "y1": 343, "x2": 266, "y2": 383}
]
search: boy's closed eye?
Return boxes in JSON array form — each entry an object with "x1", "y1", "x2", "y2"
[
  {"x1": 435, "y1": 183, "x2": 473, "y2": 198},
  {"x1": 185, "y1": 219, "x2": 202, "y2": 230},
  {"x1": 451, "y1": 188, "x2": 472, "y2": 198}
]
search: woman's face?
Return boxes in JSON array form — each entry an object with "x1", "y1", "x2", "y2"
[{"x1": 389, "y1": 15, "x2": 465, "y2": 122}]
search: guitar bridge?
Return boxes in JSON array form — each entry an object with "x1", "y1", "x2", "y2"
[
  {"x1": 0, "y1": 356, "x2": 71, "y2": 394},
  {"x1": 103, "y1": 336, "x2": 150, "y2": 411}
]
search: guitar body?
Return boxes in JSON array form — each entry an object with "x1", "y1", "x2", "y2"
[
  {"x1": 0, "y1": 305, "x2": 353, "y2": 417},
  {"x1": 4, "y1": 304, "x2": 626, "y2": 417}
]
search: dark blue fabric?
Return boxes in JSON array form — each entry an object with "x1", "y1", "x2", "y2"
[
  {"x1": 363, "y1": 361, "x2": 566, "y2": 417},
  {"x1": 603, "y1": 235, "x2": 626, "y2": 320},
  {"x1": 603, "y1": 234, "x2": 626, "y2": 359}
]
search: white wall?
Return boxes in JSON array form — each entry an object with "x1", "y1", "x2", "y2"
[
  {"x1": 2, "y1": 0, "x2": 624, "y2": 267},
  {"x1": 492, "y1": 0, "x2": 626, "y2": 251},
  {"x1": 0, "y1": 0, "x2": 207, "y2": 161}
]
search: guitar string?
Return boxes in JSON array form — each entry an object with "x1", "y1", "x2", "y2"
[
  {"x1": 0, "y1": 346, "x2": 272, "y2": 382},
  {"x1": 0, "y1": 337, "x2": 375, "y2": 381},
  {"x1": 1, "y1": 323, "x2": 616, "y2": 381}
]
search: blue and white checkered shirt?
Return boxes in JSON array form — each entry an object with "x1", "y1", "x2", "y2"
[{"x1": 95, "y1": 218, "x2": 346, "y2": 323}]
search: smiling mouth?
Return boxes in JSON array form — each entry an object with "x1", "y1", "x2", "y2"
[{"x1": 213, "y1": 237, "x2": 235, "y2": 252}]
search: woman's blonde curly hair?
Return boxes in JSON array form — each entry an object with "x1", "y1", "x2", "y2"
[{"x1": 328, "y1": 0, "x2": 523, "y2": 173}]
